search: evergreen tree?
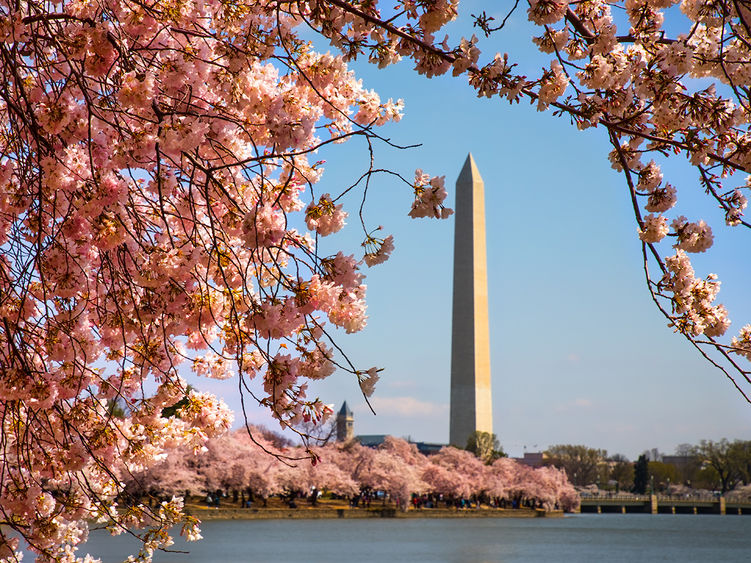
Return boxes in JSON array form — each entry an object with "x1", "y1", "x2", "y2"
[{"x1": 633, "y1": 455, "x2": 649, "y2": 494}]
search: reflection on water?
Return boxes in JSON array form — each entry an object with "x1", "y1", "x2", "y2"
[{"x1": 26, "y1": 514, "x2": 751, "y2": 563}]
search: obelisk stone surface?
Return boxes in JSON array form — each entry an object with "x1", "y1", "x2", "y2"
[{"x1": 449, "y1": 153, "x2": 493, "y2": 447}]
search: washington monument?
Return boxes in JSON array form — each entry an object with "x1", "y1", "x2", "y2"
[{"x1": 449, "y1": 154, "x2": 493, "y2": 447}]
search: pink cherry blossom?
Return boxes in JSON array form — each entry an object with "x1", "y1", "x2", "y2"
[
  {"x1": 305, "y1": 194, "x2": 348, "y2": 236},
  {"x1": 409, "y1": 171, "x2": 454, "y2": 219},
  {"x1": 363, "y1": 234, "x2": 395, "y2": 267},
  {"x1": 638, "y1": 214, "x2": 669, "y2": 243}
]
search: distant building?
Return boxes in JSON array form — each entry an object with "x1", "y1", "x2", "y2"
[
  {"x1": 356, "y1": 434, "x2": 445, "y2": 456},
  {"x1": 356, "y1": 434, "x2": 388, "y2": 448},
  {"x1": 336, "y1": 402, "x2": 354, "y2": 442},
  {"x1": 339, "y1": 402, "x2": 446, "y2": 454},
  {"x1": 412, "y1": 442, "x2": 445, "y2": 456},
  {"x1": 513, "y1": 452, "x2": 545, "y2": 468}
]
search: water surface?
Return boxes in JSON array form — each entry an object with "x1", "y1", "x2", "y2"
[{"x1": 34, "y1": 514, "x2": 751, "y2": 562}]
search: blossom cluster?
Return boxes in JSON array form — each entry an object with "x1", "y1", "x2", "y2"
[
  {"x1": 662, "y1": 251, "x2": 730, "y2": 337},
  {"x1": 362, "y1": 230, "x2": 396, "y2": 267},
  {"x1": 409, "y1": 170, "x2": 453, "y2": 219},
  {"x1": 305, "y1": 194, "x2": 348, "y2": 236}
]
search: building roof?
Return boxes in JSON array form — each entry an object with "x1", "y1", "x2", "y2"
[
  {"x1": 338, "y1": 401, "x2": 352, "y2": 417},
  {"x1": 412, "y1": 442, "x2": 445, "y2": 455},
  {"x1": 356, "y1": 434, "x2": 388, "y2": 447},
  {"x1": 355, "y1": 435, "x2": 447, "y2": 453}
]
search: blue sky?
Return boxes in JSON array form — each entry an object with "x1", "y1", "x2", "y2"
[{"x1": 200, "y1": 1, "x2": 751, "y2": 460}]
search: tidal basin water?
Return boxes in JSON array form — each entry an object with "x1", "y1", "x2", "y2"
[{"x1": 52, "y1": 514, "x2": 751, "y2": 562}]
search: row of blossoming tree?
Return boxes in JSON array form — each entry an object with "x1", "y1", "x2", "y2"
[
  {"x1": 2, "y1": 0, "x2": 751, "y2": 561},
  {"x1": 124, "y1": 430, "x2": 580, "y2": 514}
]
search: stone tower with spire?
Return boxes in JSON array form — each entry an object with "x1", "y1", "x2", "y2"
[
  {"x1": 449, "y1": 154, "x2": 493, "y2": 447},
  {"x1": 336, "y1": 401, "x2": 354, "y2": 442}
]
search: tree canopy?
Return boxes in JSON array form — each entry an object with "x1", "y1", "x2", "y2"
[
  {"x1": 465, "y1": 430, "x2": 505, "y2": 464},
  {"x1": 544, "y1": 444, "x2": 606, "y2": 486},
  {"x1": 692, "y1": 438, "x2": 751, "y2": 493}
]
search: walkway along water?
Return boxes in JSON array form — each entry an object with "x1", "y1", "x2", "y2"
[{"x1": 579, "y1": 494, "x2": 751, "y2": 514}]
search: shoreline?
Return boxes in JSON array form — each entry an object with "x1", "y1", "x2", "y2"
[{"x1": 184, "y1": 505, "x2": 563, "y2": 521}]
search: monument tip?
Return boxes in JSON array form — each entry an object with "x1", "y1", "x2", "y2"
[{"x1": 458, "y1": 152, "x2": 483, "y2": 185}]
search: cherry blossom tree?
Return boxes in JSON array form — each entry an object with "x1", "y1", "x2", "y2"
[
  {"x1": 243, "y1": 455, "x2": 286, "y2": 502},
  {"x1": 306, "y1": 445, "x2": 360, "y2": 497},
  {"x1": 0, "y1": 0, "x2": 447, "y2": 559},
  {"x1": 4, "y1": 0, "x2": 751, "y2": 560},
  {"x1": 126, "y1": 434, "x2": 581, "y2": 513},
  {"x1": 486, "y1": 457, "x2": 517, "y2": 502},
  {"x1": 421, "y1": 461, "x2": 462, "y2": 498},
  {"x1": 208, "y1": 430, "x2": 287, "y2": 501},
  {"x1": 124, "y1": 449, "x2": 205, "y2": 500},
  {"x1": 425, "y1": 446, "x2": 488, "y2": 499},
  {"x1": 346, "y1": 438, "x2": 427, "y2": 505}
]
